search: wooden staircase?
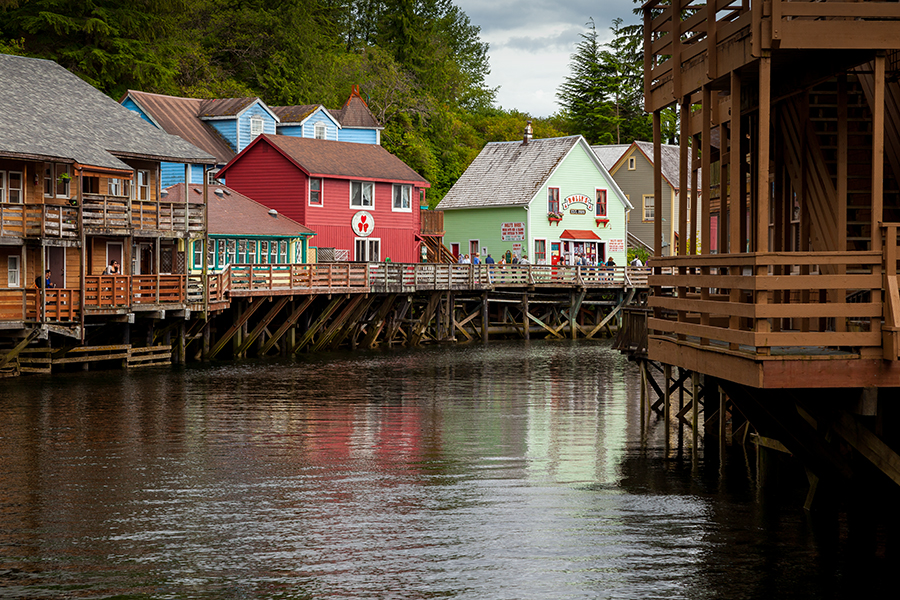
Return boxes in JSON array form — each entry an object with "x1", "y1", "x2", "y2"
[{"x1": 421, "y1": 235, "x2": 456, "y2": 263}]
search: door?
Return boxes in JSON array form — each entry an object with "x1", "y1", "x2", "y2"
[
  {"x1": 450, "y1": 243, "x2": 460, "y2": 259},
  {"x1": 106, "y1": 242, "x2": 123, "y2": 274},
  {"x1": 46, "y1": 247, "x2": 65, "y2": 288},
  {"x1": 551, "y1": 242, "x2": 561, "y2": 265},
  {"x1": 354, "y1": 238, "x2": 380, "y2": 262},
  {"x1": 137, "y1": 243, "x2": 154, "y2": 275}
]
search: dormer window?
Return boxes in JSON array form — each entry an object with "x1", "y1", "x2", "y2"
[
  {"x1": 250, "y1": 115, "x2": 264, "y2": 138},
  {"x1": 314, "y1": 122, "x2": 326, "y2": 139}
]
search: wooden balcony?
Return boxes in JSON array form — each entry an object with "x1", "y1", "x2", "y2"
[
  {"x1": 420, "y1": 210, "x2": 444, "y2": 236},
  {"x1": 83, "y1": 275, "x2": 186, "y2": 311},
  {"x1": 0, "y1": 203, "x2": 79, "y2": 240},
  {"x1": 132, "y1": 199, "x2": 204, "y2": 234},
  {"x1": 644, "y1": 0, "x2": 900, "y2": 112},
  {"x1": 646, "y1": 251, "x2": 895, "y2": 387},
  {"x1": 82, "y1": 194, "x2": 129, "y2": 231}
]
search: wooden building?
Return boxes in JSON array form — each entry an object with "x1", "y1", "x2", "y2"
[
  {"x1": 438, "y1": 132, "x2": 631, "y2": 265},
  {"x1": 593, "y1": 141, "x2": 699, "y2": 255},
  {"x1": 0, "y1": 52, "x2": 214, "y2": 350},
  {"x1": 640, "y1": 1, "x2": 900, "y2": 494},
  {"x1": 216, "y1": 134, "x2": 430, "y2": 263},
  {"x1": 163, "y1": 183, "x2": 315, "y2": 272}
]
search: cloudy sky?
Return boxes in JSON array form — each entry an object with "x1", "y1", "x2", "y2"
[{"x1": 455, "y1": 0, "x2": 640, "y2": 118}]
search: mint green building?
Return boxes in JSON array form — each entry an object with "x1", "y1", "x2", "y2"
[{"x1": 437, "y1": 134, "x2": 631, "y2": 265}]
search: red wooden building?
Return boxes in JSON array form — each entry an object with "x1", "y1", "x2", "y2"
[{"x1": 216, "y1": 134, "x2": 430, "y2": 263}]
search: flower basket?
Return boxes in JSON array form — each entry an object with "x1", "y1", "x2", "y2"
[
  {"x1": 595, "y1": 217, "x2": 610, "y2": 227},
  {"x1": 548, "y1": 211, "x2": 563, "y2": 225}
]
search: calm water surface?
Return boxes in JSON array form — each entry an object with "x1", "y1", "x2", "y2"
[{"x1": 0, "y1": 340, "x2": 891, "y2": 599}]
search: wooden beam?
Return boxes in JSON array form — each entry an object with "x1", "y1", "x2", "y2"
[
  {"x1": 207, "y1": 300, "x2": 266, "y2": 360},
  {"x1": 730, "y1": 70, "x2": 742, "y2": 255},
  {"x1": 234, "y1": 296, "x2": 289, "y2": 357},
  {"x1": 259, "y1": 296, "x2": 314, "y2": 356},
  {"x1": 654, "y1": 110, "x2": 663, "y2": 256},
  {"x1": 291, "y1": 296, "x2": 346, "y2": 353},
  {"x1": 361, "y1": 294, "x2": 397, "y2": 349},
  {"x1": 757, "y1": 54, "x2": 771, "y2": 253},
  {"x1": 311, "y1": 295, "x2": 366, "y2": 352},
  {"x1": 701, "y1": 85, "x2": 712, "y2": 254}
]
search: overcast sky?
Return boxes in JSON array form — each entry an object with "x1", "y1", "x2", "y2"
[{"x1": 454, "y1": 0, "x2": 641, "y2": 118}]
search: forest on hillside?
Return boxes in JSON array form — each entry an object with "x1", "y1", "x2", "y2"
[{"x1": 0, "y1": 0, "x2": 652, "y2": 205}]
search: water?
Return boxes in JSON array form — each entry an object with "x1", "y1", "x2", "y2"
[{"x1": 0, "y1": 340, "x2": 891, "y2": 599}]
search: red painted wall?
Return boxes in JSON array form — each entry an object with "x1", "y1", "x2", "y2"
[{"x1": 224, "y1": 141, "x2": 422, "y2": 263}]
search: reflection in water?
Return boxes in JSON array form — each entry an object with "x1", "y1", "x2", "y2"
[{"x1": 0, "y1": 340, "x2": 890, "y2": 598}]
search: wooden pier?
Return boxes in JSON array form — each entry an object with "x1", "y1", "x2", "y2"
[
  {"x1": 629, "y1": 0, "x2": 900, "y2": 502},
  {"x1": 0, "y1": 262, "x2": 650, "y2": 374}
]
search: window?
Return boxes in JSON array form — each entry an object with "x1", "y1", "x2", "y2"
[
  {"x1": 250, "y1": 115, "x2": 264, "y2": 138},
  {"x1": 0, "y1": 171, "x2": 22, "y2": 204},
  {"x1": 596, "y1": 189, "x2": 607, "y2": 217},
  {"x1": 238, "y1": 240, "x2": 247, "y2": 263},
  {"x1": 392, "y1": 184, "x2": 411, "y2": 211},
  {"x1": 45, "y1": 163, "x2": 70, "y2": 198},
  {"x1": 227, "y1": 239, "x2": 237, "y2": 265},
  {"x1": 7, "y1": 255, "x2": 20, "y2": 287},
  {"x1": 534, "y1": 239, "x2": 546, "y2": 264},
  {"x1": 217, "y1": 239, "x2": 226, "y2": 268},
  {"x1": 248, "y1": 240, "x2": 257, "y2": 263},
  {"x1": 314, "y1": 122, "x2": 326, "y2": 139},
  {"x1": 628, "y1": 156, "x2": 636, "y2": 170},
  {"x1": 279, "y1": 240, "x2": 288, "y2": 264},
  {"x1": 108, "y1": 178, "x2": 130, "y2": 197},
  {"x1": 207, "y1": 239, "x2": 215, "y2": 269},
  {"x1": 548, "y1": 187, "x2": 560, "y2": 213},
  {"x1": 351, "y1": 181, "x2": 374, "y2": 207},
  {"x1": 208, "y1": 169, "x2": 220, "y2": 184},
  {"x1": 137, "y1": 170, "x2": 150, "y2": 201},
  {"x1": 193, "y1": 240, "x2": 203, "y2": 269},
  {"x1": 260, "y1": 240, "x2": 270, "y2": 264},
  {"x1": 309, "y1": 178, "x2": 322, "y2": 205},
  {"x1": 643, "y1": 194, "x2": 655, "y2": 222},
  {"x1": 355, "y1": 238, "x2": 380, "y2": 261}
]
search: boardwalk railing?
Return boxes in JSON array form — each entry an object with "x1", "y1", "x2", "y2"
[{"x1": 648, "y1": 252, "x2": 883, "y2": 356}]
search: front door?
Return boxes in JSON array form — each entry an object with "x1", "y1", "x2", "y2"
[
  {"x1": 46, "y1": 247, "x2": 65, "y2": 288},
  {"x1": 136, "y1": 243, "x2": 154, "y2": 275}
]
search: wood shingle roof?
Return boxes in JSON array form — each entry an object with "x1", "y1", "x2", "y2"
[{"x1": 0, "y1": 54, "x2": 214, "y2": 171}]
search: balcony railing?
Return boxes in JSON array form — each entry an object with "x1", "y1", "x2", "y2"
[
  {"x1": 132, "y1": 200, "x2": 204, "y2": 233},
  {"x1": 648, "y1": 252, "x2": 884, "y2": 357},
  {"x1": 0, "y1": 203, "x2": 79, "y2": 239},
  {"x1": 82, "y1": 194, "x2": 129, "y2": 230}
]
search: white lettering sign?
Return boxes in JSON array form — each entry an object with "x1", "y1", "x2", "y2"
[
  {"x1": 562, "y1": 194, "x2": 594, "y2": 211},
  {"x1": 500, "y1": 222, "x2": 526, "y2": 241},
  {"x1": 608, "y1": 238, "x2": 625, "y2": 252}
]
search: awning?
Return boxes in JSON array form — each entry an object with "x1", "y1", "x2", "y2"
[{"x1": 560, "y1": 229, "x2": 602, "y2": 240}]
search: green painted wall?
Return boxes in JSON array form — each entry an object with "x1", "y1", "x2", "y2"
[{"x1": 441, "y1": 141, "x2": 629, "y2": 265}]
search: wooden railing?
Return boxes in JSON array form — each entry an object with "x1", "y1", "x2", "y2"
[
  {"x1": 131, "y1": 275, "x2": 186, "y2": 305},
  {"x1": 132, "y1": 200, "x2": 204, "y2": 233},
  {"x1": 82, "y1": 194, "x2": 129, "y2": 229},
  {"x1": 643, "y1": 0, "x2": 900, "y2": 111},
  {"x1": 0, "y1": 203, "x2": 79, "y2": 239},
  {"x1": 648, "y1": 252, "x2": 884, "y2": 356},
  {"x1": 0, "y1": 288, "x2": 27, "y2": 320},
  {"x1": 420, "y1": 210, "x2": 444, "y2": 235}
]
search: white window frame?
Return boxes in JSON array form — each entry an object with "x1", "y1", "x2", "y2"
[
  {"x1": 108, "y1": 177, "x2": 131, "y2": 198},
  {"x1": 250, "y1": 115, "x2": 264, "y2": 138},
  {"x1": 534, "y1": 239, "x2": 547, "y2": 264},
  {"x1": 642, "y1": 194, "x2": 655, "y2": 222},
  {"x1": 309, "y1": 177, "x2": 323, "y2": 206},
  {"x1": 354, "y1": 237, "x2": 380, "y2": 262},
  {"x1": 137, "y1": 170, "x2": 151, "y2": 201},
  {"x1": 314, "y1": 122, "x2": 326, "y2": 139},
  {"x1": 279, "y1": 240, "x2": 288, "y2": 264},
  {"x1": 392, "y1": 184, "x2": 411, "y2": 212},
  {"x1": 350, "y1": 181, "x2": 374, "y2": 208},
  {"x1": 227, "y1": 239, "x2": 237, "y2": 265},
  {"x1": 44, "y1": 163, "x2": 70, "y2": 198},
  {"x1": 7, "y1": 255, "x2": 20, "y2": 287},
  {"x1": 628, "y1": 156, "x2": 636, "y2": 170},
  {"x1": 0, "y1": 172, "x2": 5, "y2": 203},
  {"x1": 193, "y1": 240, "x2": 203, "y2": 269}
]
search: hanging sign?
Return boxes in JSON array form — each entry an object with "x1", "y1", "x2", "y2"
[
  {"x1": 500, "y1": 222, "x2": 525, "y2": 241},
  {"x1": 352, "y1": 211, "x2": 374, "y2": 237},
  {"x1": 562, "y1": 194, "x2": 594, "y2": 211}
]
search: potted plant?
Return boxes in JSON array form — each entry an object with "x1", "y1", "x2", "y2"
[
  {"x1": 548, "y1": 211, "x2": 564, "y2": 225},
  {"x1": 57, "y1": 172, "x2": 72, "y2": 185}
]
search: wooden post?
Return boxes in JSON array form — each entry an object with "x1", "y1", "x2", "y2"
[
  {"x1": 691, "y1": 371, "x2": 700, "y2": 456},
  {"x1": 702, "y1": 85, "x2": 712, "y2": 254},
  {"x1": 654, "y1": 110, "x2": 663, "y2": 256},
  {"x1": 481, "y1": 292, "x2": 489, "y2": 342},
  {"x1": 873, "y1": 52, "x2": 886, "y2": 255},
  {"x1": 664, "y1": 363, "x2": 672, "y2": 450},
  {"x1": 679, "y1": 98, "x2": 689, "y2": 256},
  {"x1": 523, "y1": 292, "x2": 530, "y2": 341},
  {"x1": 691, "y1": 133, "x2": 700, "y2": 255},
  {"x1": 730, "y1": 71, "x2": 742, "y2": 255},
  {"x1": 757, "y1": 54, "x2": 771, "y2": 253}
]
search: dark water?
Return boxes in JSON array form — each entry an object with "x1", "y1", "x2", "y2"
[{"x1": 0, "y1": 340, "x2": 891, "y2": 599}]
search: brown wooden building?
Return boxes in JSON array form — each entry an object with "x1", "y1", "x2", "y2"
[
  {"x1": 640, "y1": 1, "x2": 900, "y2": 493},
  {"x1": 0, "y1": 53, "x2": 214, "y2": 348}
]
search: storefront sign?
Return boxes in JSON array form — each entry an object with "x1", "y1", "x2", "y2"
[
  {"x1": 500, "y1": 222, "x2": 525, "y2": 241},
  {"x1": 562, "y1": 194, "x2": 593, "y2": 211},
  {"x1": 351, "y1": 211, "x2": 374, "y2": 237},
  {"x1": 608, "y1": 238, "x2": 625, "y2": 252}
]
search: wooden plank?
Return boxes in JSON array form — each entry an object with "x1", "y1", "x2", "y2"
[
  {"x1": 650, "y1": 272, "x2": 880, "y2": 290},
  {"x1": 832, "y1": 410, "x2": 900, "y2": 487}
]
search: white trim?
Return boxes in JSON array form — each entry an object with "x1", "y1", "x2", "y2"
[
  {"x1": 391, "y1": 183, "x2": 412, "y2": 212},
  {"x1": 200, "y1": 99, "x2": 281, "y2": 123},
  {"x1": 628, "y1": 156, "x2": 636, "y2": 170},
  {"x1": 296, "y1": 105, "x2": 342, "y2": 129},
  {"x1": 354, "y1": 237, "x2": 381, "y2": 261},
  {"x1": 350, "y1": 180, "x2": 374, "y2": 209},
  {"x1": 7, "y1": 255, "x2": 20, "y2": 287},
  {"x1": 309, "y1": 177, "x2": 323, "y2": 207}
]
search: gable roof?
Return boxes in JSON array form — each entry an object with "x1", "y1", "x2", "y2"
[
  {"x1": 611, "y1": 140, "x2": 696, "y2": 190},
  {"x1": 123, "y1": 90, "x2": 236, "y2": 163},
  {"x1": 440, "y1": 136, "x2": 604, "y2": 210},
  {"x1": 591, "y1": 144, "x2": 630, "y2": 171},
  {"x1": 164, "y1": 183, "x2": 314, "y2": 237},
  {"x1": 218, "y1": 134, "x2": 429, "y2": 185},
  {"x1": 0, "y1": 54, "x2": 214, "y2": 171},
  {"x1": 270, "y1": 104, "x2": 342, "y2": 128},
  {"x1": 336, "y1": 86, "x2": 381, "y2": 129}
]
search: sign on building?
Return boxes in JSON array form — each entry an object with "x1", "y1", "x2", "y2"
[
  {"x1": 608, "y1": 238, "x2": 625, "y2": 252},
  {"x1": 500, "y1": 222, "x2": 525, "y2": 241}
]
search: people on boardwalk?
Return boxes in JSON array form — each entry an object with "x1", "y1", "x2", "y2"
[
  {"x1": 472, "y1": 253, "x2": 481, "y2": 265},
  {"x1": 460, "y1": 254, "x2": 471, "y2": 264},
  {"x1": 484, "y1": 254, "x2": 495, "y2": 264},
  {"x1": 519, "y1": 253, "x2": 529, "y2": 265},
  {"x1": 630, "y1": 256, "x2": 643, "y2": 267}
]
